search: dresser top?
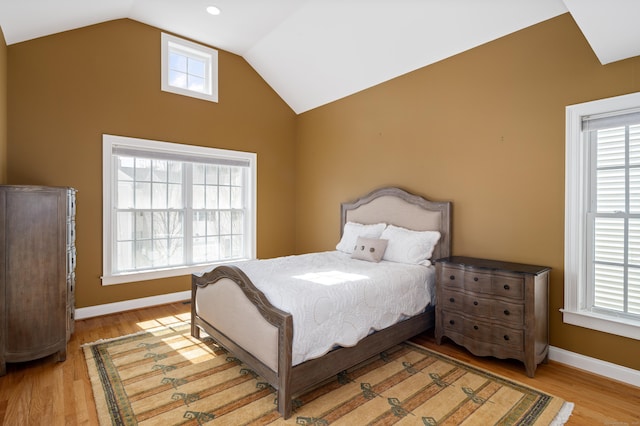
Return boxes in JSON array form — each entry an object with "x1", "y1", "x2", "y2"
[{"x1": 435, "y1": 256, "x2": 551, "y2": 275}]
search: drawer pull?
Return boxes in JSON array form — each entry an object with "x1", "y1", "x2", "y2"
[
  {"x1": 504, "y1": 309, "x2": 510, "y2": 316},
  {"x1": 449, "y1": 320, "x2": 455, "y2": 325},
  {"x1": 449, "y1": 275, "x2": 455, "y2": 280},
  {"x1": 504, "y1": 335, "x2": 510, "y2": 341},
  {"x1": 473, "y1": 277, "x2": 478, "y2": 282},
  {"x1": 473, "y1": 301, "x2": 478, "y2": 306},
  {"x1": 473, "y1": 325, "x2": 479, "y2": 330},
  {"x1": 503, "y1": 284, "x2": 510, "y2": 290},
  {"x1": 449, "y1": 297, "x2": 455, "y2": 303}
]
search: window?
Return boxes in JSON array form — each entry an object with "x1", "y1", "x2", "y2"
[
  {"x1": 161, "y1": 33, "x2": 218, "y2": 103},
  {"x1": 564, "y1": 92, "x2": 640, "y2": 340},
  {"x1": 102, "y1": 134, "x2": 256, "y2": 285}
]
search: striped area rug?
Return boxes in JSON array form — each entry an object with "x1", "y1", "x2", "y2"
[{"x1": 83, "y1": 322, "x2": 573, "y2": 425}]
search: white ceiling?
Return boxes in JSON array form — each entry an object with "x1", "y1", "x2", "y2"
[{"x1": 1, "y1": 0, "x2": 639, "y2": 114}]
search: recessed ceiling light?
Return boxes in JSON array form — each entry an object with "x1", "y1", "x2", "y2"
[{"x1": 206, "y1": 5, "x2": 221, "y2": 16}]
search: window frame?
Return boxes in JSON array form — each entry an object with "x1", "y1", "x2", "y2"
[
  {"x1": 102, "y1": 134, "x2": 256, "y2": 285},
  {"x1": 161, "y1": 33, "x2": 219, "y2": 103},
  {"x1": 564, "y1": 92, "x2": 640, "y2": 340}
]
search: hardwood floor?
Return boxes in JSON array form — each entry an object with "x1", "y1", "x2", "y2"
[{"x1": 0, "y1": 302, "x2": 638, "y2": 425}]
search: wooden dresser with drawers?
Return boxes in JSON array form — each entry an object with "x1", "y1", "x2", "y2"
[{"x1": 434, "y1": 256, "x2": 550, "y2": 377}]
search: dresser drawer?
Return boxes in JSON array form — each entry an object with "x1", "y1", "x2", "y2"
[
  {"x1": 441, "y1": 311, "x2": 524, "y2": 351},
  {"x1": 491, "y1": 273, "x2": 524, "y2": 300},
  {"x1": 440, "y1": 265, "x2": 524, "y2": 300},
  {"x1": 440, "y1": 289, "x2": 524, "y2": 325},
  {"x1": 440, "y1": 265, "x2": 466, "y2": 290},
  {"x1": 441, "y1": 265, "x2": 493, "y2": 293}
]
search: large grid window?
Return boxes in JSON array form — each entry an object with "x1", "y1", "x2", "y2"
[
  {"x1": 161, "y1": 33, "x2": 218, "y2": 103},
  {"x1": 564, "y1": 92, "x2": 640, "y2": 340},
  {"x1": 102, "y1": 134, "x2": 256, "y2": 285}
]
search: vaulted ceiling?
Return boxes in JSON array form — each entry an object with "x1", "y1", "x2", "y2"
[{"x1": 1, "y1": 0, "x2": 639, "y2": 114}]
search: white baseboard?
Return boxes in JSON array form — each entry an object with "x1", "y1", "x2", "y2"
[
  {"x1": 549, "y1": 345, "x2": 640, "y2": 388},
  {"x1": 74, "y1": 291, "x2": 191, "y2": 320},
  {"x1": 76, "y1": 295, "x2": 639, "y2": 389}
]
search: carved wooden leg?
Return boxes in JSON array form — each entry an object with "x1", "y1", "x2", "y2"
[
  {"x1": 525, "y1": 361, "x2": 537, "y2": 378},
  {"x1": 435, "y1": 329, "x2": 443, "y2": 345},
  {"x1": 191, "y1": 322, "x2": 201, "y2": 339},
  {"x1": 435, "y1": 309, "x2": 443, "y2": 344},
  {"x1": 278, "y1": 388, "x2": 292, "y2": 419},
  {"x1": 56, "y1": 348, "x2": 67, "y2": 362}
]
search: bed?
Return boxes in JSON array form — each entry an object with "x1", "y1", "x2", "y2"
[{"x1": 191, "y1": 186, "x2": 451, "y2": 419}]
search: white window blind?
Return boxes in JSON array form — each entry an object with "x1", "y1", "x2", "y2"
[{"x1": 585, "y1": 113, "x2": 640, "y2": 320}]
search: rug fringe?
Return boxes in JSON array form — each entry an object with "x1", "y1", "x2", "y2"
[
  {"x1": 550, "y1": 402, "x2": 575, "y2": 425},
  {"x1": 81, "y1": 321, "x2": 191, "y2": 348},
  {"x1": 81, "y1": 330, "x2": 150, "y2": 348}
]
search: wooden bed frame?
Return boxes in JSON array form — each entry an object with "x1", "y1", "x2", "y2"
[{"x1": 191, "y1": 186, "x2": 451, "y2": 419}]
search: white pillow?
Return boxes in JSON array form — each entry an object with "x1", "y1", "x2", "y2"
[
  {"x1": 380, "y1": 224, "x2": 441, "y2": 264},
  {"x1": 351, "y1": 237, "x2": 388, "y2": 262},
  {"x1": 336, "y1": 222, "x2": 387, "y2": 254}
]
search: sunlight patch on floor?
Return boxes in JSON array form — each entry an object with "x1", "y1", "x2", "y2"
[{"x1": 136, "y1": 313, "x2": 190, "y2": 331}]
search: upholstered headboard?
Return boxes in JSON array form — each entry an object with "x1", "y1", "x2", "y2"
[{"x1": 340, "y1": 187, "x2": 451, "y2": 261}]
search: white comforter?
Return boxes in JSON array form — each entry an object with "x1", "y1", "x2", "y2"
[{"x1": 229, "y1": 251, "x2": 435, "y2": 365}]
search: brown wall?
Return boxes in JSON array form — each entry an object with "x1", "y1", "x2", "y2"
[
  {"x1": 0, "y1": 26, "x2": 7, "y2": 184},
  {"x1": 7, "y1": 19, "x2": 297, "y2": 308},
  {"x1": 295, "y1": 13, "x2": 640, "y2": 370}
]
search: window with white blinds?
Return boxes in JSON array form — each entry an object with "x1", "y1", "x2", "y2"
[
  {"x1": 586, "y1": 116, "x2": 640, "y2": 319},
  {"x1": 102, "y1": 135, "x2": 256, "y2": 285},
  {"x1": 564, "y1": 92, "x2": 640, "y2": 340}
]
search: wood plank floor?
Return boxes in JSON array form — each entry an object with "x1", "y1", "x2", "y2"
[{"x1": 1, "y1": 301, "x2": 638, "y2": 425}]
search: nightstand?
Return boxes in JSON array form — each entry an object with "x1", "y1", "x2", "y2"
[{"x1": 434, "y1": 256, "x2": 551, "y2": 377}]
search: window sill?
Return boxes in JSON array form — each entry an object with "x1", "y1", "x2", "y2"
[
  {"x1": 561, "y1": 308, "x2": 640, "y2": 340},
  {"x1": 101, "y1": 259, "x2": 250, "y2": 285}
]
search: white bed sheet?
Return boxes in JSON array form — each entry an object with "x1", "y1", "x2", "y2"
[{"x1": 228, "y1": 251, "x2": 435, "y2": 365}]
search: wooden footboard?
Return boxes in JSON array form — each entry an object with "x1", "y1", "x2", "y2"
[{"x1": 191, "y1": 266, "x2": 294, "y2": 417}]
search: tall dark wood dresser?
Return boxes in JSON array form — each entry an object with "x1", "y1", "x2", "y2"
[{"x1": 0, "y1": 185, "x2": 76, "y2": 375}]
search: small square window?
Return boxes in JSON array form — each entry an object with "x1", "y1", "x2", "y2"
[{"x1": 161, "y1": 33, "x2": 218, "y2": 103}]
